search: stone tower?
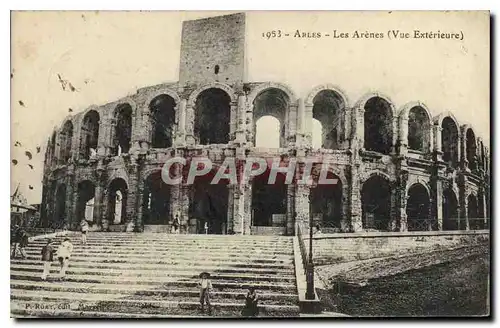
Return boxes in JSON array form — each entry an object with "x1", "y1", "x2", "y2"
[{"x1": 178, "y1": 13, "x2": 246, "y2": 86}]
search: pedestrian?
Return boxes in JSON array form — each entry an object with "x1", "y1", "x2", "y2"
[
  {"x1": 242, "y1": 286, "x2": 259, "y2": 317},
  {"x1": 314, "y1": 224, "x2": 322, "y2": 235},
  {"x1": 199, "y1": 272, "x2": 212, "y2": 314},
  {"x1": 171, "y1": 213, "x2": 180, "y2": 234},
  {"x1": 80, "y1": 219, "x2": 89, "y2": 245},
  {"x1": 40, "y1": 239, "x2": 56, "y2": 281},
  {"x1": 18, "y1": 229, "x2": 29, "y2": 259},
  {"x1": 204, "y1": 221, "x2": 209, "y2": 235},
  {"x1": 56, "y1": 237, "x2": 74, "y2": 280},
  {"x1": 10, "y1": 224, "x2": 21, "y2": 258}
]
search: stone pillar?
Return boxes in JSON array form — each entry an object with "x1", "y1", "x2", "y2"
[
  {"x1": 458, "y1": 175, "x2": 470, "y2": 230},
  {"x1": 125, "y1": 159, "x2": 140, "y2": 231},
  {"x1": 294, "y1": 184, "x2": 310, "y2": 234},
  {"x1": 93, "y1": 174, "x2": 105, "y2": 228},
  {"x1": 304, "y1": 103, "x2": 313, "y2": 147},
  {"x1": 242, "y1": 183, "x2": 252, "y2": 235},
  {"x1": 295, "y1": 98, "x2": 306, "y2": 147},
  {"x1": 232, "y1": 184, "x2": 248, "y2": 235},
  {"x1": 434, "y1": 179, "x2": 444, "y2": 231},
  {"x1": 287, "y1": 102, "x2": 298, "y2": 146},
  {"x1": 106, "y1": 118, "x2": 117, "y2": 156},
  {"x1": 352, "y1": 106, "x2": 365, "y2": 149},
  {"x1": 348, "y1": 165, "x2": 363, "y2": 232},
  {"x1": 179, "y1": 184, "x2": 191, "y2": 232},
  {"x1": 396, "y1": 171, "x2": 409, "y2": 232},
  {"x1": 234, "y1": 95, "x2": 247, "y2": 145},
  {"x1": 460, "y1": 126, "x2": 468, "y2": 170},
  {"x1": 433, "y1": 124, "x2": 443, "y2": 161},
  {"x1": 185, "y1": 102, "x2": 196, "y2": 146},
  {"x1": 65, "y1": 169, "x2": 75, "y2": 229},
  {"x1": 398, "y1": 114, "x2": 409, "y2": 155},
  {"x1": 391, "y1": 117, "x2": 399, "y2": 155},
  {"x1": 97, "y1": 117, "x2": 108, "y2": 157}
]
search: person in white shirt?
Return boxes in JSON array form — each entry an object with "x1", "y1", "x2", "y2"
[
  {"x1": 199, "y1": 272, "x2": 212, "y2": 314},
  {"x1": 80, "y1": 220, "x2": 89, "y2": 245},
  {"x1": 56, "y1": 238, "x2": 74, "y2": 279}
]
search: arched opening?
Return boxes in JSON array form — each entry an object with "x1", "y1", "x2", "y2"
[
  {"x1": 77, "y1": 180, "x2": 96, "y2": 223},
  {"x1": 59, "y1": 121, "x2": 73, "y2": 163},
  {"x1": 311, "y1": 119, "x2": 323, "y2": 149},
  {"x1": 312, "y1": 90, "x2": 344, "y2": 149},
  {"x1": 150, "y1": 95, "x2": 176, "y2": 149},
  {"x1": 107, "y1": 178, "x2": 128, "y2": 225},
  {"x1": 468, "y1": 194, "x2": 480, "y2": 230},
  {"x1": 189, "y1": 170, "x2": 229, "y2": 234},
  {"x1": 466, "y1": 129, "x2": 477, "y2": 171},
  {"x1": 253, "y1": 88, "x2": 289, "y2": 148},
  {"x1": 251, "y1": 168, "x2": 287, "y2": 228},
  {"x1": 113, "y1": 104, "x2": 132, "y2": 155},
  {"x1": 53, "y1": 184, "x2": 66, "y2": 227},
  {"x1": 406, "y1": 184, "x2": 434, "y2": 231},
  {"x1": 364, "y1": 97, "x2": 393, "y2": 154},
  {"x1": 443, "y1": 188, "x2": 459, "y2": 230},
  {"x1": 255, "y1": 116, "x2": 281, "y2": 148},
  {"x1": 361, "y1": 175, "x2": 392, "y2": 231},
  {"x1": 142, "y1": 172, "x2": 171, "y2": 225},
  {"x1": 80, "y1": 110, "x2": 100, "y2": 160},
  {"x1": 309, "y1": 167, "x2": 342, "y2": 229},
  {"x1": 194, "y1": 88, "x2": 231, "y2": 145},
  {"x1": 441, "y1": 117, "x2": 459, "y2": 168},
  {"x1": 408, "y1": 106, "x2": 431, "y2": 152}
]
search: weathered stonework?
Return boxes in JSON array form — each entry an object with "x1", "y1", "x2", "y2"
[{"x1": 40, "y1": 13, "x2": 490, "y2": 236}]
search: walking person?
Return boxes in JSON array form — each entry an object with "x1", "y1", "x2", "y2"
[
  {"x1": 18, "y1": 228, "x2": 29, "y2": 259},
  {"x1": 56, "y1": 238, "x2": 74, "y2": 280},
  {"x1": 40, "y1": 239, "x2": 56, "y2": 281},
  {"x1": 199, "y1": 272, "x2": 212, "y2": 315},
  {"x1": 11, "y1": 224, "x2": 21, "y2": 258},
  {"x1": 242, "y1": 287, "x2": 259, "y2": 317},
  {"x1": 171, "y1": 213, "x2": 180, "y2": 234},
  {"x1": 80, "y1": 220, "x2": 89, "y2": 245}
]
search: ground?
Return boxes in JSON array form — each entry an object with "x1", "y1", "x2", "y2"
[{"x1": 315, "y1": 243, "x2": 490, "y2": 317}]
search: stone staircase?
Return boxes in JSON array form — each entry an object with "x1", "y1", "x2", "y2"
[{"x1": 10, "y1": 232, "x2": 300, "y2": 318}]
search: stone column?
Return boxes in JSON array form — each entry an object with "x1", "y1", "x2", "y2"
[
  {"x1": 287, "y1": 102, "x2": 299, "y2": 147},
  {"x1": 460, "y1": 126, "x2": 468, "y2": 170},
  {"x1": 348, "y1": 165, "x2": 363, "y2": 232},
  {"x1": 458, "y1": 175, "x2": 470, "y2": 230},
  {"x1": 295, "y1": 98, "x2": 306, "y2": 147},
  {"x1": 396, "y1": 171, "x2": 409, "y2": 232},
  {"x1": 65, "y1": 168, "x2": 76, "y2": 229},
  {"x1": 125, "y1": 159, "x2": 140, "y2": 231},
  {"x1": 398, "y1": 114, "x2": 409, "y2": 155},
  {"x1": 234, "y1": 95, "x2": 247, "y2": 145},
  {"x1": 185, "y1": 102, "x2": 196, "y2": 146},
  {"x1": 97, "y1": 117, "x2": 109, "y2": 157},
  {"x1": 433, "y1": 124, "x2": 443, "y2": 161},
  {"x1": 232, "y1": 185, "x2": 247, "y2": 235},
  {"x1": 294, "y1": 184, "x2": 310, "y2": 234},
  {"x1": 391, "y1": 117, "x2": 399, "y2": 155},
  {"x1": 177, "y1": 99, "x2": 187, "y2": 144},
  {"x1": 433, "y1": 179, "x2": 444, "y2": 231}
]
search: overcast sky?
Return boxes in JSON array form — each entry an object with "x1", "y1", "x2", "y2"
[{"x1": 11, "y1": 11, "x2": 490, "y2": 204}]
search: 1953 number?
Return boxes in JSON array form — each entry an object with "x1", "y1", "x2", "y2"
[{"x1": 262, "y1": 30, "x2": 283, "y2": 39}]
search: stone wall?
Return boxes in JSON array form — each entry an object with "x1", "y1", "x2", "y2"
[{"x1": 306, "y1": 230, "x2": 489, "y2": 266}]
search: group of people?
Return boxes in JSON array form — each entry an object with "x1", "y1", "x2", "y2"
[
  {"x1": 11, "y1": 224, "x2": 29, "y2": 259},
  {"x1": 40, "y1": 237, "x2": 74, "y2": 280},
  {"x1": 198, "y1": 272, "x2": 260, "y2": 317}
]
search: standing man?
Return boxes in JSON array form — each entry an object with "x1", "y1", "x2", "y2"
[
  {"x1": 56, "y1": 237, "x2": 74, "y2": 280},
  {"x1": 40, "y1": 239, "x2": 56, "y2": 281},
  {"x1": 80, "y1": 219, "x2": 89, "y2": 245},
  {"x1": 171, "y1": 212, "x2": 181, "y2": 234},
  {"x1": 199, "y1": 272, "x2": 212, "y2": 315}
]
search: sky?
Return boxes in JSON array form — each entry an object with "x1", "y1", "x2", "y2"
[{"x1": 11, "y1": 11, "x2": 490, "y2": 204}]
